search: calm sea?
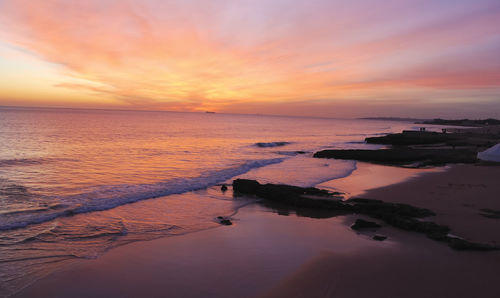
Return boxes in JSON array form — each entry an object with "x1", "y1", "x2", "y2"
[{"x1": 0, "y1": 107, "x2": 423, "y2": 295}]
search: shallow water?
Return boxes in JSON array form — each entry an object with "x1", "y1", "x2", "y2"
[{"x1": 0, "y1": 107, "x2": 439, "y2": 296}]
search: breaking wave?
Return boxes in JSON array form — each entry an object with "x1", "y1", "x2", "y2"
[{"x1": 0, "y1": 158, "x2": 285, "y2": 231}]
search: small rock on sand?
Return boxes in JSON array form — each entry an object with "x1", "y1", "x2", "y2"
[
  {"x1": 373, "y1": 235, "x2": 387, "y2": 241},
  {"x1": 351, "y1": 219, "x2": 381, "y2": 230}
]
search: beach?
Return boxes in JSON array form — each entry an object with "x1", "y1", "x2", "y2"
[
  {"x1": 2, "y1": 109, "x2": 500, "y2": 298},
  {"x1": 0, "y1": 110, "x2": 424, "y2": 297},
  {"x1": 14, "y1": 163, "x2": 500, "y2": 298},
  {"x1": 266, "y1": 163, "x2": 500, "y2": 298},
  {"x1": 2, "y1": 1, "x2": 500, "y2": 297}
]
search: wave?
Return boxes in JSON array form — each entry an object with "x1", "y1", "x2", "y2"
[
  {"x1": 239, "y1": 156, "x2": 357, "y2": 188},
  {"x1": 0, "y1": 158, "x2": 285, "y2": 231},
  {"x1": 0, "y1": 254, "x2": 79, "y2": 264},
  {"x1": 0, "y1": 183, "x2": 29, "y2": 196},
  {"x1": 276, "y1": 150, "x2": 308, "y2": 156},
  {"x1": 0, "y1": 158, "x2": 44, "y2": 167},
  {"x1": 255, "y1": 142, "x2": 291, "y2": 148},
  {"x1": 0, "y1": 203, "x2": 64, "y2": 216},
  {"x1": 0, "y1": 157, "x2": 76, "y2": 168}
]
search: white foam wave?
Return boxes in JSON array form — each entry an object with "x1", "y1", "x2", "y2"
[
  {"x1": 0, "y1": 158, "x2": 285, "y2": 231},
  {"x1": 237, "y1": 156, "x2": 357, "y2": 188}
]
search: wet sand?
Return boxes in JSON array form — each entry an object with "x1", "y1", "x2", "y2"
[
  {"x1": 264, "y1": 236, "x2": 500, "y2": 298},
  {"x1": 317, "y1": 161, "x2": 445, "y2": 198},
  {"x1": 363, "y1": 164, "x2": 500, "y2": 244},
  {"x1": 266, "y1": 164, "x2": 500, "y2": 298},
  {"x1": 14, "y1": 164, "x2": 500, "y2": 298},
  {"x1": 14, "y1": 205, "x2": 381, "y2": 298}
]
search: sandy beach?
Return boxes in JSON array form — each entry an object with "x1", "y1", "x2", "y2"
[
  {"x1": 14, "y1": 205, "x2": 380, "y2": 298},
  {"x1": 266, "y1": 164, "x2": 500, "y2": 298},
  {"x1": 13, "y1": 163, "x2": 500, "y2": 298},
  {"x1": 362, "y1": 164, "x2": 500, "y2": 244}
]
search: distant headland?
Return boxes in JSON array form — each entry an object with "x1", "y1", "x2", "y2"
[
  {"x1": 417, "y1": 118, "x2": 500, "y2": 127},
  {"x1": 360, "y1": 117, "x2": 500, "y2": 127}
]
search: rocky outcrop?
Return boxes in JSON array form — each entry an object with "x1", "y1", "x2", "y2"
[
  {"x1": 479, "y1": 208, "x2": 500, "y2": 219},
  {"x1": 313, "y1": 148, "x2": 477, "y2": 166},
  {"x1": 347, "y1": 198, "x2": 435, "y2": 218},
  {"x1": 448, "y1": 238, "x2": 498, "y2": 251},
  {"x1": 365, "y1": 130, "x2": 500, "y2": 149},
  {"x1": 233, "y1": 179, "x2": 260, "y2": 194},
  {"x1": 232, "y1": 179, "x2": 499, "y2": 251},
  {"x1": 232, "y1": 179, "x2": 349, "y2": 211},
  {"x1": 351, "y1": 219, "x2": 381, "y2": 230},
  {"x1": 366, "y1": 131, "x2": 457, "y2": 145}
]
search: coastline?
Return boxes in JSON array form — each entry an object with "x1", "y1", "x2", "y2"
[
  {"x1": 265, "y1": 164, "x2": 500, "y2": 297},
  {"x1": 13, "y1": 204, "x2": 379, "y2": 298},
  {"x1": 361, "y1": 164, "x2": 500, "y2": 244},
  {"x1": 13, "y1": 162, "x2": 500, "y2": 297}
]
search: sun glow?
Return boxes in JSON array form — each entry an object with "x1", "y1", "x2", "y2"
[{"x1": 1, "y1": 0, "x2": 499, "y2": 117}]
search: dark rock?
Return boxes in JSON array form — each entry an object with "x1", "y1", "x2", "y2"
[
  {"x1": 365, "y1": 131, "x2": 457, "y2": 145},
  {"x1": 348, "y1": 198, "x2": 435, "y2": 218},
  {"x1": 221, "y1": 185, "x2": 228, "y2": 192},
  {"x1": 233, "y1": 179, "x2": 350, "y2": 211},
  {"x1": 364, "y1": 129, "x2": 500, "y2": 150},
  {"x1": 347, "y1": 198, "x2": 384, "y2": 204},
  {"x1": 259, "y1": 200, "x2": 349, "y2": 219},
  {"x1": 351, "y1": 219, "x2": 381, "y2": 230},
  {"x1": 255, "y1": 183, "x2": 331, "y2": 199},
  {"x1": 313, "y1": 148, "x2": 477, "y2": 166},
  {"x1": 233, "y1": 179, "x2": 261, "y2": 194},
  {"x1": 277, "y1": 210, "x2": 290, "y2": 216},
  {"x1": 231, "y1": 179, "x2": 497, "y2": 251},
  {"x1": 373, "y1": 235, "x2": 387, "y2": 241},
  {"x1": 378, "y1": 214, "x2": 418, "y2": 230},
  {"x1": 220, "y1": 219, "x2": 232, "y2": 225},
  {"x1": 447, "y1": 238, "x2": 499, "y2": 251},
  {"x1": 374, "y1": 213, "x2": 450, "y2": 239},
  {"x1": 216, "y1": 216, "x2": 232, "y2": 225},
  {"x1": 479, "y1": 208, "x2": 500, "y2": 219},
  {"x1": 414, "y1": 221, "x2": 450, "y2": 235}
]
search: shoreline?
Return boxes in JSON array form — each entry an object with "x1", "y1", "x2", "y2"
[
  {"x1": 13, "y1": 205, "x2": 378, "y2": 298},
  {"x1": 265, "y1": 163, "x2": 500, "y2": 298},
  {"x1": 362, "y1": 164, "x2": 500, "y2": 245},
  {"x1": 317, "y1": 161, "x2": 445, "y2": 198},
  {"x1": 13, "y1": 163, "x2": 500, "y2": 297}
]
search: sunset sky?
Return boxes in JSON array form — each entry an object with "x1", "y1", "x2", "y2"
[{"x1": 0, "y1": 0, "x2": 499, "y2": 118}]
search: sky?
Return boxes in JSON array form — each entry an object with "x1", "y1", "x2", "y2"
[{"x1": 0, "y1": 0, "x2": 499, "y2": 118}]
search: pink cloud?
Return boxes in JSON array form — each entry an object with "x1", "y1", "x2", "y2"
[{"x1": 1, "y1": 0, "x2": 499, "y2": 115}]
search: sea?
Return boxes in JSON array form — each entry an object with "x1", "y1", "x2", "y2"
[{"x1": 0, "y1": 107, "x2": 435, "y2": 296}]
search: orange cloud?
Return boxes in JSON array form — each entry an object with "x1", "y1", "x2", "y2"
[{"x1": 1, "y1": 0, "x2": 500, "y2": 115}]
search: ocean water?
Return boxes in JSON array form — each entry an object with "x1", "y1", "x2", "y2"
[{"x1": 0, "y1": 107, "x2": 426, "y2": 295}]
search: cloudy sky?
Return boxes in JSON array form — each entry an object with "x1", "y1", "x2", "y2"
[{"x1": 0, "y1": 0, "x2": 499, "y2": 118}]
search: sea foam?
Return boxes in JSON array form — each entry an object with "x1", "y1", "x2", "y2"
[{"x1": 0, "y1": 158, "x2": 284, "y2": 231}]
